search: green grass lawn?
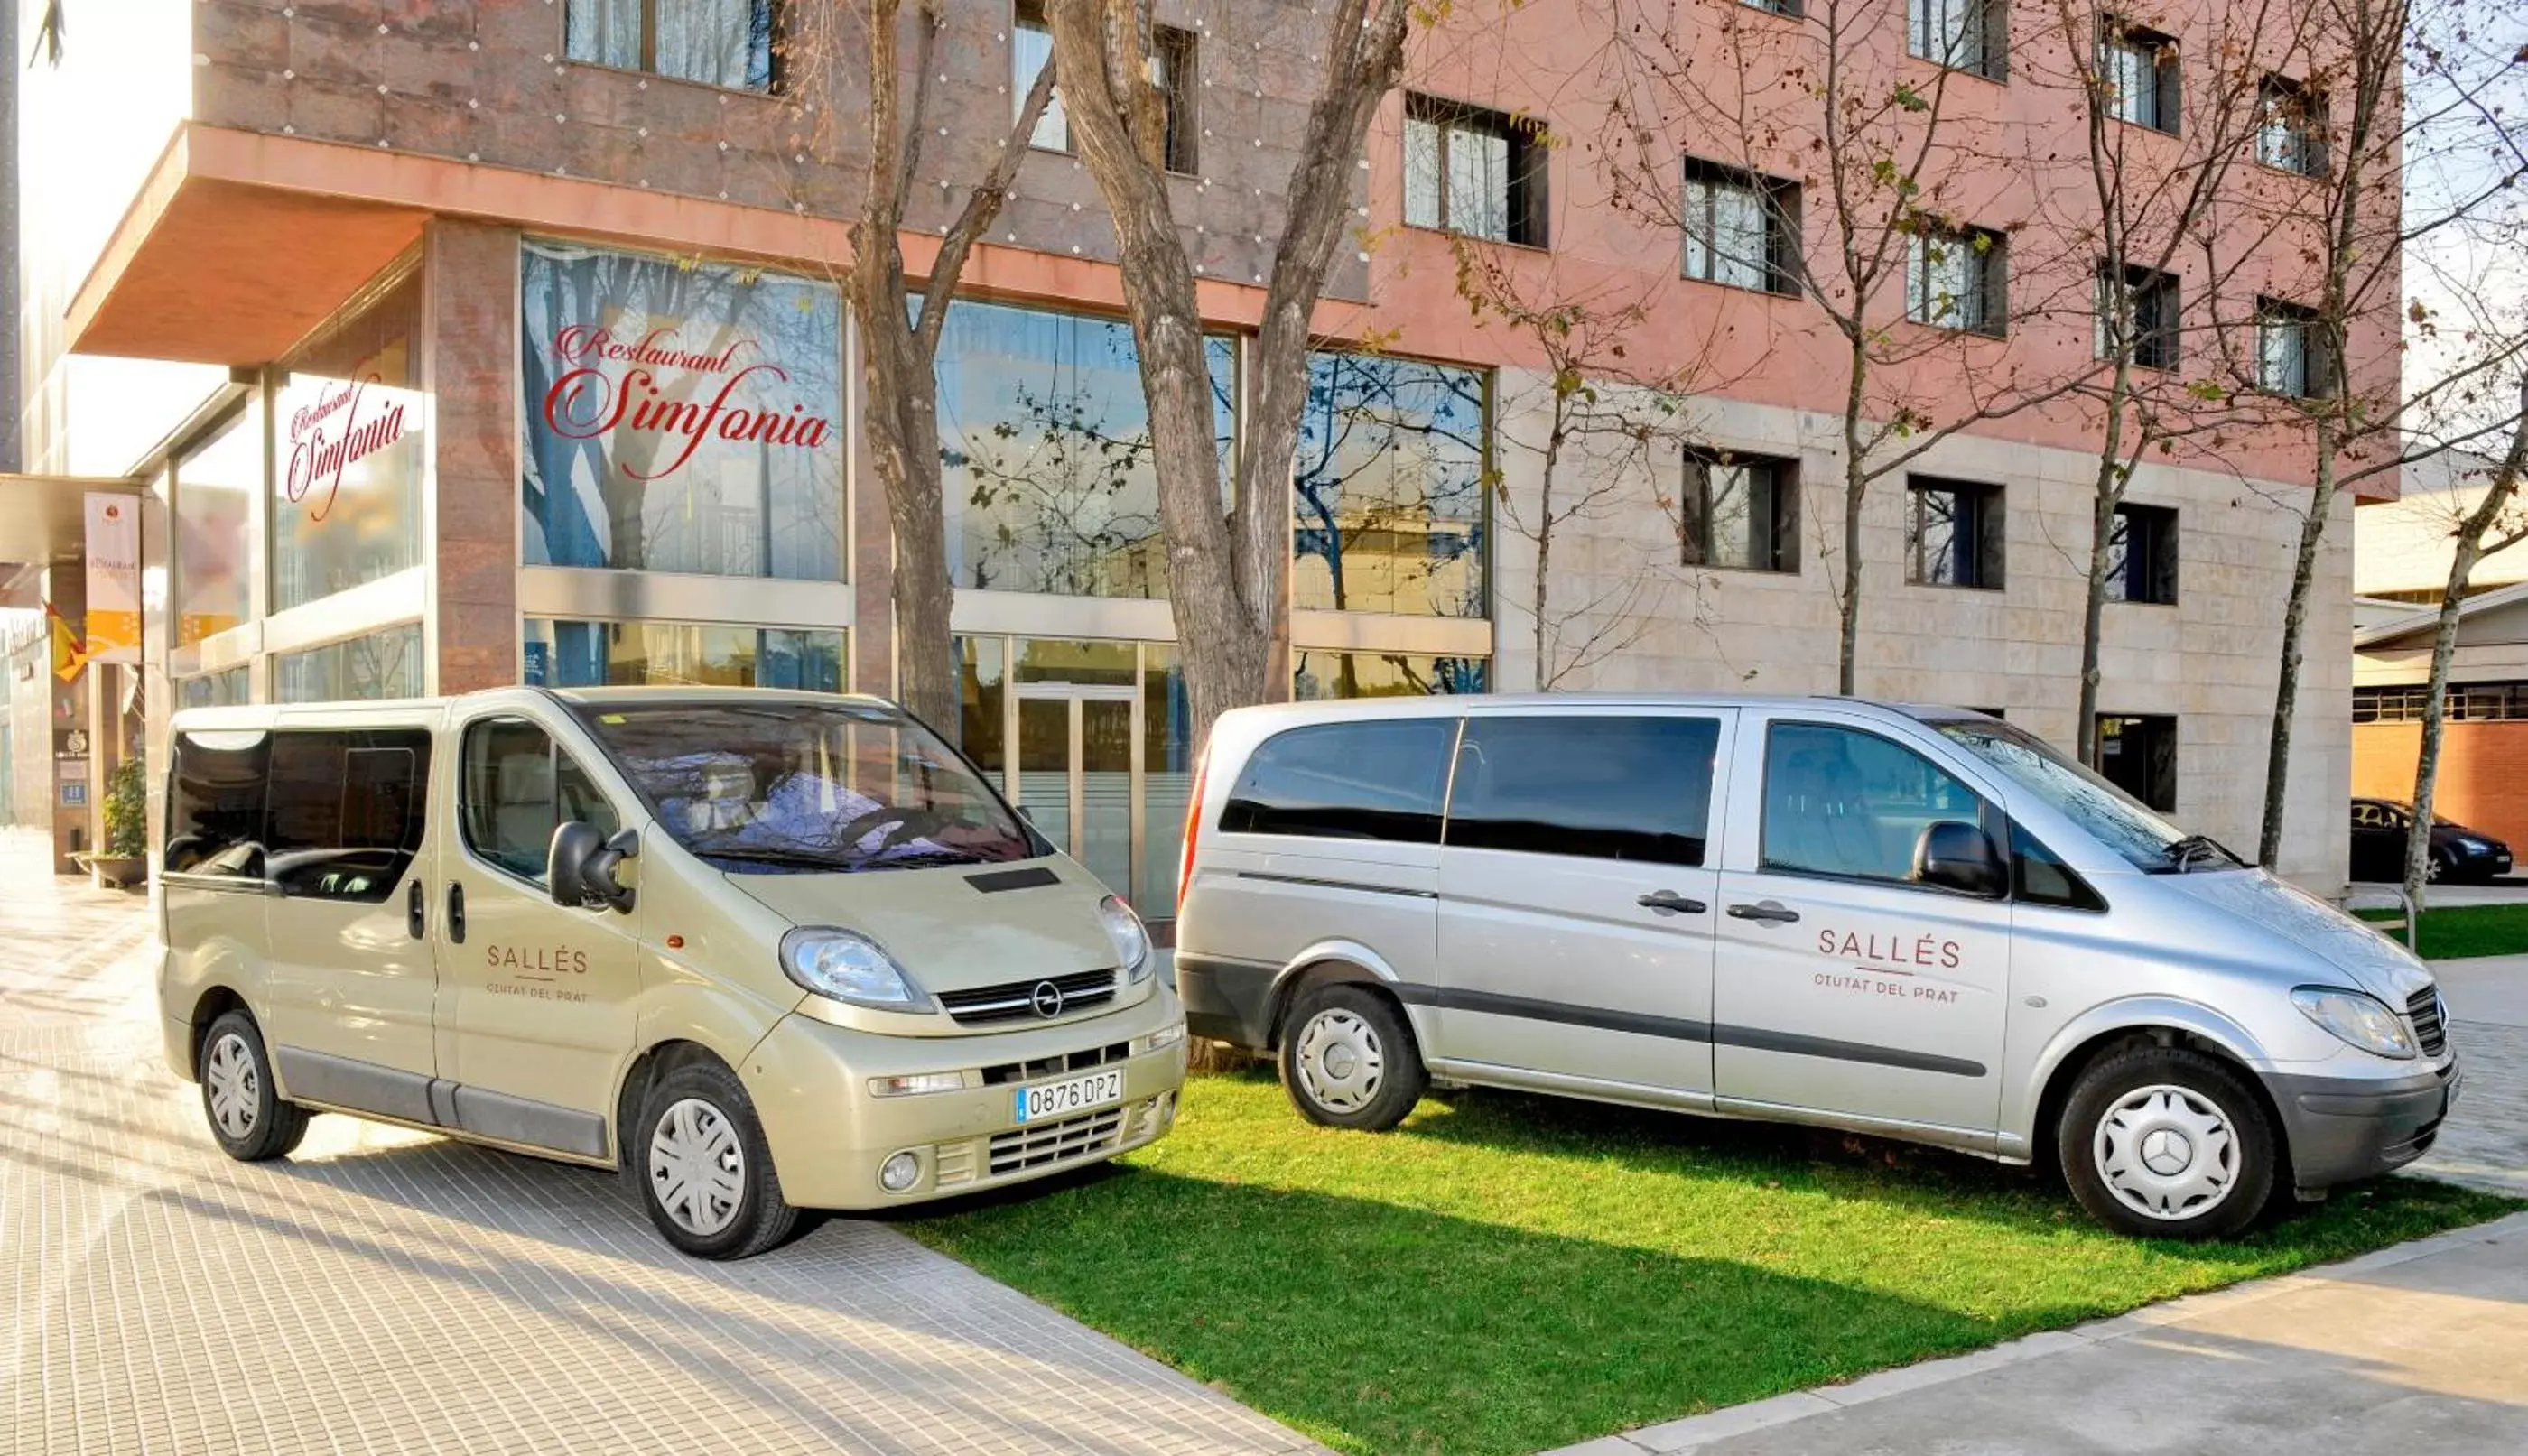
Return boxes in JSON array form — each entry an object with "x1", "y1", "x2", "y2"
[
  {"x1": 903, "y1": 1071, "x2": 2515, "y2": 1456},
  {"x1": 2354, "y1": 900, "x2": 2528, "y2": 958}
]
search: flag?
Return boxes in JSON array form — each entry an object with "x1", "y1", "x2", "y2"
[{"x1": 45, "y1": 601, "x2": 88, "y2": 683}]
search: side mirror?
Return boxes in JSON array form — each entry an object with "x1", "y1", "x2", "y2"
[
  {"x1": 1913, "y1": 820, "x2": 2007, "y2": 897},
  {"x1": 549, "y1": 822, "x2": 639, "y2": 913}
]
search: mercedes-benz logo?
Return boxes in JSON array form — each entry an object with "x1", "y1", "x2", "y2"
[{"x1": 1030, "y1": 980, "x2": 1065, "y2": 1019}]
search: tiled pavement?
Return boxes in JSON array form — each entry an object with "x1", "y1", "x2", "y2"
[{"x1": 0, "y1": 838, "x2": 1321, "y2": 1456}]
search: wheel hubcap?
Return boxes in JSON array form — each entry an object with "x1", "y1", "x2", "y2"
[
  {"x1": 648, "y1": 1098, "x2": 746, "y2": 1238},
  {"x1": 2095, "y1": 1083, "x2": 2238, "y2": 1222},
  {"x1": 204, "y1": 1033, "x2": 259, "y2": 1140},
  {"x1": 1295, "y1": 1010, "x2": 1384, "y2": 1114}
]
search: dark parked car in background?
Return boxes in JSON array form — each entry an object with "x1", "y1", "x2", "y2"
[{"x1": 2349, "y1": 798, "x2": 2514, "y2": 883}]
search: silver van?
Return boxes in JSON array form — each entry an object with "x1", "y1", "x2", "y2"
[{"x1": 1173, "y1": 695, "x2": 2459, "y2": 1238}]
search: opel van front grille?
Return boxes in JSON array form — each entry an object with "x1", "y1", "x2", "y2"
[
  {"x1": 981, "y1": 1041, "x2": 1131, "y2": 1087},
  {"x1": 2407, "y1": 987, "x2": 2448, "y2": 1057},
  {"x1": 988, "y1": 1107, "x2": 1126, "y2": 1176},
  {"x1": 937, "y1": 969, "x2": 1117, "y2": 1025}
]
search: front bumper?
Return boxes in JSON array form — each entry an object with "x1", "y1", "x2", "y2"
[
  {"x1": 746, "y1": 981, "x2": 1190, "y2": 1210},
  {"x1": 2266, "y1": 1053, "x2": 2461, "y2": 1190}
]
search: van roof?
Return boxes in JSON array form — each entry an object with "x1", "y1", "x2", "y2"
[
  {"x1": 1222, "y1": 693, "x2": 1994, "y2": 724},
  {"x1": 167, "y1": 683, "x2": 904, "y2": 732}
]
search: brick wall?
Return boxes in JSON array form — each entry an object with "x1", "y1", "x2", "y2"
[
  {"x1": 2353, "y1": 719, "x2": 2528, "y2": 853},
  {"x1": 423, "y1": 219, "x2": 520, "y2": 692}
]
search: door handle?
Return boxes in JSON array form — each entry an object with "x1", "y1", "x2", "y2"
[
  {"x1": 446, "y1": 882, "x2": 467, "y2": 945},
  {"x1": 1727, "y1": 901, "x2": 1800, "y2": 924},
  {"x1": 407, "y1": 878, "x2": 426, "y2": 940},
  {"x1": 1637, "y1": 890, "x2": 1707, "y2": 915}
]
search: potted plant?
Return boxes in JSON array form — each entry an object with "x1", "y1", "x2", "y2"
[{"x1": 78, "y1": 758, "x2": 149, "y2": 890}]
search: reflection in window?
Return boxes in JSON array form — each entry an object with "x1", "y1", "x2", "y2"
[
  {"x1": 166, "y1": 730, "x2": 271, "y2": 878},
  {"x1": 274, "y1": 624, "x2": 424, "y2": 703},
  {"x1": 275, "y1": 267, "x2": 424, "y2": 612},
  {"x1": 1295, "y1": 354, "x2": 1488, "y2": 618},
  {"x1": 264, "y1": 730, "x2": 432, "y2": 903},
  {"x1": 460, "y1": 719, "x2": 619, "y2": 883},
  {"x1": 566, "y1": 0, "x2": 776, "y2": 92},
  {"x1": 1762, "y1": 721, "x2": 1985, "y2": 884},
  {"x1": 1292, "y1": 651, "x2": 1488, "y2": 700},
  {"x1": 175, "y1": 404, "x2": 258, "y2": 646},
  {"x1": 524, "y1": 617, "x2": 844, "y2": 691},
  {"x1": 522, "y1": 242, "x2": 844, "y2": 582},
  {"x1": 935, "y1": 300, "x2": 1234, "y2": 599},
  {"x1": 179, "y1": 667, "x2": 251, "y2": 709},
  {"x1": 1012, "y1": 1, "x2": 1069, "y2": 151},
  {"x1": 1450, "y1": 716, "x2": 1720, "y2": 867},
  {"x1": 1221, "y1": 719, "x2": 1457, "y2": 844}
]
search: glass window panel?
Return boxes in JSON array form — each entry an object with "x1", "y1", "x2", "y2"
[
  {"x1": 655, "y1": 0, "x2": 772, "y2": 90},
  {"x1": 564, "y1": 0, "x2": 641, "y2": 70},
  {"x1": 1447, "y1": 122, "x2": 1510, "y2": 240},
  {"x1": 958, "y1": 636, "x2": 1006, "y2": 770},
  {"x1": 1761, "y1": 722, "x2": 1986, "y2": 883},
  {"x1": 1914, "y1": 488, "x2": 1962, "y2": 585},
  {"x1": 460, "y1": 718, "x2": 618, "y2": 884},
  {"x1": 522, "y1": 617, "x2": 845, "y2": 691},
  {"x1": 1294, "y1": 353, "x2": 1489, "y2": 618},
  {"x1": 1014, "y1": 5, "x2": 1067, "y2": 150},
  {"x1": 179, "y1": 667, "x2": 250, "y2": 709},
  {"x1": 166, "y1": 729, "x2": 271, "y2": 878},
  {"x1": 1705, "y1": 463, "x2": 1763, "y2": 569},
  {"x1": 1404, "y1": 115, "x2": 1443, "y2": 228},
  {"x1": 265, "y1": 729, "x2": 431, "y2": 903},
  {"x1": 274, "y1": 624, "x2": 424, "y2": 703},
  {"x1": 1220, "y1": 719, "x2": 1456, "y2": 844},
  {"x1": 1015, "y1": 636, "x2": 1139, "y2": 687},
  {"x1": 522, "y1": 242, "x2": 844, "y2": 581},
  {"x1": 1448, "y1": 716, "x2": 1721, "y2": 867},
  {"x1": 1291, "y1": 651, "x2": 1489, "y2": 699},
  {"x1": 175, "y1": 404, "x2": 257, "y2": 647},
  {"x1": 1140, "y1": 645, "x2": 1194, "y2": 913},
  {"x1": 275, "y1": 269, "x2": 423, "y2": 612}
]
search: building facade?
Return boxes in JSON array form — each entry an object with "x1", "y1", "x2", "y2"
[{"x1": 10, "y1": 0, "x2": 2371, "y2": 898}]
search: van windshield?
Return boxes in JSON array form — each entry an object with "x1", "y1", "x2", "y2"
[
  {"x1": 577, "y1": 701, "x2": 1036, "y2": 874},
  {"x1": 1934, "y1": 719, "x2": 2243, "y2": 874}
]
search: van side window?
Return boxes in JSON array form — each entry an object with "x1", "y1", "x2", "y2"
[
  {"x1": 461, "y1": 718, "x2": 619, "y2": 883},
  {"x1": 1219, "y1": 719, "x2": 1455, "y2": 844},
  {"x1": 1761, "y1": 721, "x2": 1988, "y2": 886},
  {"x1": 2012, "y1": 822, "x2": 2106, "y2": 912},
  {"x1": 1447, "y1": 716, "x2": 1720, "y2": 866},
  {"x1": 166, "y1": 730, "x2": 273, "y2": 879},
  {"x1": 265, "y1": 729, "x2": 432, "y2": 902}
]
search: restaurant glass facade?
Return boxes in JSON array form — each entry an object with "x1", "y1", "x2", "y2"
[
  {"x1": 524, "y1": 617, "x2": 847, "y2": 691},
  {"x1": 274, "y1": 267, "x2": 425, "y2": 612}
]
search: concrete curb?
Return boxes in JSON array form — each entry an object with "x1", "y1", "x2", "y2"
[{"x1": 1539, "y1": 1207, "x2": 2528, "y2": 1455}]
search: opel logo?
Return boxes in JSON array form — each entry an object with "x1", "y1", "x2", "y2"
[{"x1": 1030, "y1": 980, "x2": 1065, "y2": 1019}]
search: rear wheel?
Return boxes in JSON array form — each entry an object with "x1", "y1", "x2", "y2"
[
  {"x1": 2060, "y1": 1044, "x2": 2275, "y2": 1239},
  {"x1": 199, "y1": 1010, "x2": 310, "y2": 1162},
  {"x1": 632, "y1": 1059, "x2": 798, "y2": 1260},
  {"x1": 1278, "y1": 984, "x2": 1427, "y2": 1131}
]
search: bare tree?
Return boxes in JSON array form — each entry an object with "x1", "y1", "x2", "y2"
[
  {"x1": 1040, "y1": 0, "x2": 1412, "y2": 742},
  {"x1": 2251, "y1": 0, "x2": 2528, "y2": 867},
  {"x1": 788, "y1": 2, "x2": 1056, "y2": 730}
]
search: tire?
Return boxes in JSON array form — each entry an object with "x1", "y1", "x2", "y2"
[
  {"x1": 2059, "y1": 1043, "x2": 2276, "y2": 1240},
  {"x1": 198, "y1": 1010, "x2": 311, "y2": 1162},
  {"x1": 631, "y1": 1058, "x2": 798, "y2": 1260},
  {"x1": 1277, "y1": 984, "x2": 1427, "y2": 1132}
]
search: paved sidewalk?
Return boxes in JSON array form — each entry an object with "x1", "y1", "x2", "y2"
[{"x1": 0, "y1": 843, "x2": 1319, "y2": 1456}]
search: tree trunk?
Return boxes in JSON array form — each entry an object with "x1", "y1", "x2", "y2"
[
  {"x1": 2258, "y1": 431, "x2": 2339, "y2": 868},
  {"x1": 860, "y1": 320, "x2": 960, "y2": 729},
  {"x1": 1532, "y1": 394, "x2": 1568, "y2": 688},
  {"x1": 1837, "y1": 338, "x2": 1869, "y2": 696}
]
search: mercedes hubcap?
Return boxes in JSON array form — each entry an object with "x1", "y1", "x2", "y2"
[
  {"x1": 2095, "y1": 1084, "x2": 2238, "y2": 1222},
  {"x1": 1295, "y1": 1010, "x2": 1384, "y2": 1114},
  {"x1": 648, "y1": 1098, "x2": 746, "y2": 1238},
  {"x1": 204, "y1": 1033, "x2": 260, "y2": 1140}
]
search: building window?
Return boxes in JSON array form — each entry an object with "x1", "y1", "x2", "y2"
[
  {"x1": 1153, "y1": 25, "x2": 1199, "y2": 173},
  {"x1": 1682, "y1": 159, "x2": 1798, "y2": 294},
  {"x1": 1294, "y1": 353, "x2": 1490, "y2": 619},
  {"x1": 1906, "y1": 225, "x2": 2007, "y2": 336},
  {"x1": 1741, "y1": 0, "x2": 1800, "y2": 13},
  {"x1": 522, "y1": 242, "x2": 845, "y2": 582},
  {"x1": 525, "y1": 617, "x2": 845, "y2": 691},
  {"x1": 2258, "y1": 299, "x2": 2330, "y2": 399},
  {"x1": 173, "y1": 403, "x2": 258, "y2": 648},
  {"x1": 1909, "y1": 0, "x2": 2007, "y2": 80},
  {"x1": 2096, "y1": 713, "x2": 2178, "y2": 811},
  {"x1": 565, "y1": 0, "x2": 777, "y2": 93},
  {"x1": 1291, "y1": 651, "x2": 1489, "y2": 700},
  {"x1": 934, "y1": 299, "x2": 1237, "y2": 599},
  {"x1": 274, "y1": 624, "x2": 424, "y2": 703},
  {"x1": 1013, "y1": 1, "x2": 1068, "y2": 152},
  {"x1": 2106, "y1": 504, "x2": 2178, "y2": 604},
  {"x1": 1681, "y1": 450, "x2": 1798, "y2": 572},
  {"x1": 274, "y1": 264, "x2": 423, "y2": 613},
  {"x1": 2256, "y1": 75, "x2": 2326, "y2": 176},
  {"x1": 1403, "y1": 95, "x2": 1548, "y2": 246},
  {"x1": 1906, "y1": 477, "x2": 2004, "y2": 589},
  {"x1": 2356, "y1": 682, "x2": 2528, "y2": 723},
  {"x1": 2098, "y1": 17, "x2": 2181, "y2": 133},
  {"x1": 2096, "y1": 264, "x2": 2181, "y2": 369}
]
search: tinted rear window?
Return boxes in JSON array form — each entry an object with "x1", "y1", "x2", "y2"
[
  {"x1": 1219, "y1": 719, "x2": 1456, "y2": 844},
  {"x1": 167, "y1": 730, "x2": 273, "y2": 879},
  {"x1": 1447, "y1": 715, "x2": 1720, "y2": 866}
]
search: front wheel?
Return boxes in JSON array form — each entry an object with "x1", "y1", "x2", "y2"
[
  {"x1": 1277, "y1": 984, "x2": 1427, "y2": 1131},
  {"x1": 632, "y1": 1060, "x2": 799, "y2": 1260},
  {"x1": 2060, "y1": 1044, "x2": 2276, "y2": 1239}
]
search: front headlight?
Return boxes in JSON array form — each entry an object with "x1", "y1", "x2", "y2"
[
  {"x1": 2291, "y1": 987, "x2": 2417, "y2": 1059},
  {"x1": 781, "y1": 927, "x2": 928, "y2": 1011},
  {"x1": 1132, "y1": 1021, "x2": 1187, "y2": 1056},
  {"x1": 1099, "y1": 895, "x2": 1153, "y2": 983}
]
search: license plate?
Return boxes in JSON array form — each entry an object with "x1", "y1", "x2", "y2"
[{"x1": 1013, "y1": 1069, "x2": 1124, "y2": 1124}]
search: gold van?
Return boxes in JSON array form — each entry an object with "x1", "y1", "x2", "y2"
[{"x1": 159, "y1": 687, "x2": 1187, "y2": 1258}]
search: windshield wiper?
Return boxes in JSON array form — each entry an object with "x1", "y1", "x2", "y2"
[
  {"x1": 693, "y1": 846, "x2": 855, "y2": 872},
  {"x1": 2160, "y1": 833, "x2": 2242, "y2": 874}
]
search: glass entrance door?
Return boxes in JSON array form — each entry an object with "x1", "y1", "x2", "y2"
[{"x1": 1014, "y1": 684, "x2": 1139, "y2": 899}]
